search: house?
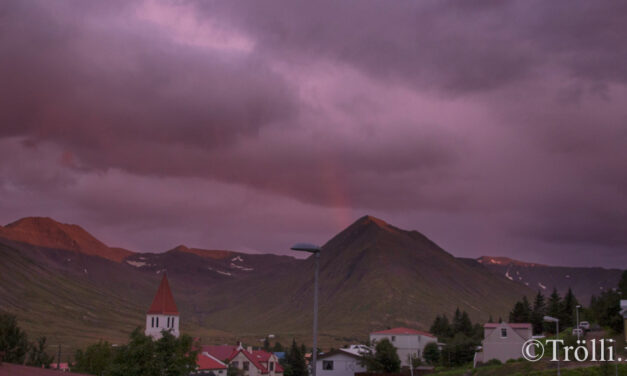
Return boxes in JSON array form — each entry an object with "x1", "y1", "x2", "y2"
[
  {"x1": 475, "y1": 322, "x2": 533, "y2": 364},
  {"x1": 369, "y1": 327, "x2": 437, "y2": 367},
  {"x1": 192, "y1": 352, "x2": 228, "y2": 376},
  {"x1": 202, "y1": 344, "x2": 283, "y2": 376},
  {"x1": 315, "y1": 345, "x2": 369, "y2": 376},
  {"x1": 145, "y1": 274, "x2": 180, "y2": 339},
  {"x1": 621, "y1": 300, "x2": 627, "y2": 342}
]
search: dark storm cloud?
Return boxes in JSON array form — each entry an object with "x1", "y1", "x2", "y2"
[
  {"x1": 0, "y1": 0, "x2": 295, "y2": 154},
  {"x1": 196, "y1": 0, "x2": 627, "y2": 93},
  {"x1": 0, "y1": 0, "x2": 626, "y2": 266}
]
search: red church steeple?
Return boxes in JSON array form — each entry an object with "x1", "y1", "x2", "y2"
[{"x1": 147, "y1": 273, "x2": 179, "y2": 315}]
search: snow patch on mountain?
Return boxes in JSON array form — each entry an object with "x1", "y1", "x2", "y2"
[
  {"x1": 126, "y1": 260, "x2": 147, "y2": 267},
  {"x1": 230, "y1": 262, "x2": 254, "y2": 271}
]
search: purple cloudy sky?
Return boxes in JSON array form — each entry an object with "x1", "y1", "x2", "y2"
[{"x1": 1, "y1": 0, "x2": 626, "y2": 267}]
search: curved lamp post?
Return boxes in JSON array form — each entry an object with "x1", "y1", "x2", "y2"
[{"x1": 291, "y1": 243, "x2": 321, "y2": 376}]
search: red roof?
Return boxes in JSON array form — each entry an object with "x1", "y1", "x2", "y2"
[
  {"x1": 197, "y1": 353, "x2": 228, "y2": 370},
  {"x1": 147, "y1": 274, "x2": 179, "y2": 315},
  {"x1": 371, "y1": 327, "x2": 435, "y2": 338},
  {"x1": 484, "y1": 323, "x2": 532, "y2": 329},
  {"x1": 233, "y1": 349, "x2": 269, "y2": 374},
  {"x1": 252, "y1": 350, "x2": 272, "y2": 362},
  {"x1": 202, "y1": 345, "x2": 239, "y2": 362},
  {"x1": 202, "y1": 346, "x2": 282, "y2": 374},
  {"x1": 252, "y1": 350, "x2": 283, "y2": 372},
  {"x1": 0, "y1": 363, "x2": 91, "y2": 376}
]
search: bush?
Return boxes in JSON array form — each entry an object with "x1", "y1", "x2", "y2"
[
  {"x1": 423, "y1": 342, "x2": 440, "y2": 365},
  {"x1": 484, "y1": 358, "x2": 502, "y2": 366}
]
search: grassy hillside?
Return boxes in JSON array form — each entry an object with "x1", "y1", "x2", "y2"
[{"x1": 0, "y1": 215, "x2": 558, "y2": 354}]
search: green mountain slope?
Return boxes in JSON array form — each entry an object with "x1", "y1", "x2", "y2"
[{"x1": 0, "y1": 215, "x2": 586, "y2": 353}]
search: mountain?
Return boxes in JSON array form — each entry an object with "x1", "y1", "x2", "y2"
[
  {"x1": 473, "y1": 256, "x2": 623, "y2": 304},
  {"x1": 299, "y1": 216, "x2": 533, "y2": 333},
  {"x1": 0, "y1": 217, "x2": 133, "y2": 262},
  {"x1": 0, "y1": 215, "x2": 620, "y2": 354}
]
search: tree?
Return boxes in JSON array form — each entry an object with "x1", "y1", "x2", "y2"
[
  {"x1": 283, "y1": 339, "x2": 307, "y2": 376},
  {"x1": 452, "y1": 309, "x2": 473, "y2": 337},
  {"x1": 531, "y1": 291, "x2": 546, "y2": 334},
  {"x1": 423, "y1": 342, "x2": 440, "y2": 366},
  {"x1": 272, "y1": 341, "x2": 284, "y2": 353},
  {"x1": 0, "y1": 312, "x2": 29, "y2": 364},
  {"x1": 545, "y1": 288, "x2": 562, "y2": 333},
  {"x1": 107, "y1": 328, "x2": 197, "y2": 376},
  {"x1": 509, "y1": 296, "x2": 532, "y2": 323},
  {"x1": 72, "y1": 340, "x2": 114, "y2": 376},
  {"x1": 561, "y1": 288, "x2": 579, "y2": 328},
  {"x1": 361, "y1": 339, "x2": 400, "y2": 373},
  {"x1": 440, "y1": 333, "x2": 477, "y2": 367},
  {"x1": 263, "y1": 337, "x2": 270, "y2": 351},
  {"x1": 619, "y1": 270, "x2": 627, "y2": 294},
  {"x1": 26, "y1": 336, "x2": 54, "y2": 368},
  {"x1": 589, "y1": 290, "x2": 622, "y2": 333},
  {"x1": 430, "y1": 315, "x2": 451, "y2": 339}
]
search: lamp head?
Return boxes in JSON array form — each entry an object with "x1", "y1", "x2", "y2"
[
  {"x1": 543, "y1": 315, "x2": 559, "y2": 323},
  {"x1": 291, "y1": 243, "x2": 321, "y2": 253}
]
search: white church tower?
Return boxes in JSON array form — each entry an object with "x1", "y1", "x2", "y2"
[{"x1": 145, "y1": 273, "x2": 180, "y2": 339}]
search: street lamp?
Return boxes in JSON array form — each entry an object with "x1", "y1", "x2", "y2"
[
  {"x1": 575, "y1": 305, "x2": 581, "y2": 341},
  {"x1": 544, "y1": 316, "x2": 560, "y2": 376},
  {"x1": 291, "y1": 243, "x2": 321, "y2": 376}
]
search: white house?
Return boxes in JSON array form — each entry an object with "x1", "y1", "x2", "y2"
[
  {"x1": 476, "y1": 322, "x2": 533, "y2": 365},
  {"x1": 316, "y1": 346, "x2": 369, "y2": 376},
  {"x1": 145, "y1": 274, "x2": 180, "y2": 339},
  {"x1": 369, "y1": 327, "x2": 437, "y2": 367},
  {"x1": 202, "y1": 345, "x2": 283, "y2": 376}
]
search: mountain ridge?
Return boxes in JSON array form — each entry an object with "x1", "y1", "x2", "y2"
[
  {"x1": 0, "y1": 217, "x2": 134, "y2": 262},
  {"x1": 0, "y1": 214, "x2": 621, "y2": 353}
]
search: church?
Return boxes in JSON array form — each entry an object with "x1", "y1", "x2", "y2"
[{"x1": 145, "y1": 273, "x2": 180, "y2": 339}]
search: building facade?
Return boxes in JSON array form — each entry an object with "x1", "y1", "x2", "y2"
[
  {"x1": 477, "y1": 322, "x2": 533, "y2": 364},
  {"x1": 316, "y1": 345, "x2": 370, "y2": 376},
  {"x1": 145, "y1": 274, "x2": 180, "y2": 339},
  {"x1": 202, "y1": 345, "x2": 283, "y2": 376},
  {"x1": 369, "y1": 327, "x2": 437, "y2": 367}
]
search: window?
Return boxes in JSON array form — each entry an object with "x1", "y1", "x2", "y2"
[
  {"x1": 243, "y1": 361, "x2": 249, "y2": 371},
  {"x1": 232, "y1": 362, "x2": 239, "y2": 368},
  {"x1": 322, "y1": 361, "x2": 334, "y2": 370},
  {"x1": 156, "y1": 317, "x2": 159, "y2": 327},
  {"x1": 391, "y1": 336, "x2": 396, "y2": 342},
  {"x1": 501, "y1": 328, "x2": 507, "y2": 338},
  {"x1": 269, "y1": 362, "x2": 274, "y2": 371},
  {"x1": 151, "y1": 317, "x2": 155, "y2": 328}
]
